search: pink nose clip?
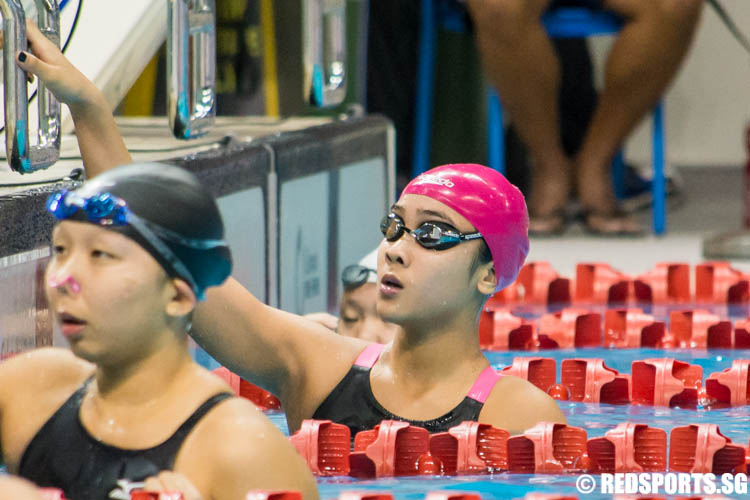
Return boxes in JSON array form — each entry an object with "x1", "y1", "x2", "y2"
[{"x1": 48, "y1": 274, "x2": 81, "y2": 293}]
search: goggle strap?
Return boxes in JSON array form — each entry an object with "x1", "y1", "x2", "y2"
[
  {"x1": 137, "y1": 218, "x2": 227, "y2": 250},
  {"x1": 125, "y1": 215, "x2": 204, "y2": 300},
  {"x1": 460, "y1": 232, "x2": 484, "y2": 241}
]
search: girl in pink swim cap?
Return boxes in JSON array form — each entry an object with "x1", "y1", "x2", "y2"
[{"x1": 21, "y1": 29, "x2": 566, "y2": 437}]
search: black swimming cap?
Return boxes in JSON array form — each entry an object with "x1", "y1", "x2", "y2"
[{"x1": 68, "y1": 163, "x2": 232, "y2": 298}]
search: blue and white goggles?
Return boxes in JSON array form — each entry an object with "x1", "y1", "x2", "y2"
[{"x1": 46, "y1": 189, "x2": 227, "y2": 299}]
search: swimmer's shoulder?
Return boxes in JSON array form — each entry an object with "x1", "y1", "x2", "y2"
[
  {"x1": 176, "y1": 396, "x2": 319, "y2": 500},
  {"x1": 0, "y1": 348, "x2": 94, "y2": 472},
  {"x1": 479, "y1": 373, "x2": 567, "y2": 435},
  {"x1": 0, "y1": 347, "x2": 93, "y2": 399}
]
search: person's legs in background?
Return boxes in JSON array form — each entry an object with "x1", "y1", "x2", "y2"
[
  {"x1": 467, "y1": 0, "x2": 703, "y2": 235},
  {"x1": 576, "y1": 0, "x2": 703, "y2": 232},
  {"x1": 504, "y1": 36, "x2": 597, "y2": 202},
  {"x1": 466, "y1": 0, "x2": 572, "y2": 234}
]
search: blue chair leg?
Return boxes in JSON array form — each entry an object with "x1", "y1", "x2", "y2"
[
  {"x1": 412, "y1": 0, "x2": 437, "y2": 178},
  {"x1": 611, "y1": 150, "x2": 626, "y2": 200},
  {"x1": 487, "y1": 88, "x2": 505, "y2": 175},
  {"x1": 652, "y1": 101, "x2": 666, "y2": 235}
]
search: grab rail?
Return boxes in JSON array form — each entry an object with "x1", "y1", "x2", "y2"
[
  {"x1": 167, "y1": 0, "x2": 216, "y2": 140},
  {"x1": 303, "y1": 0, "x2": 347, "y2": 107},
  {"x1": 0, "y1": 0, "x2": 61, "y2": 173}
]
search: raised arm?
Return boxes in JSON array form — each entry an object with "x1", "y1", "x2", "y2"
[
  {"x1": 17, "y1": 21, "x2": 132, "y2": 177},
  {"x1": 193, "y1": 278, "x2": 367, "y2": 423}
]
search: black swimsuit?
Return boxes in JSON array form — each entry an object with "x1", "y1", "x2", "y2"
[
  {"x1": 312, "y1": 343, "x2": 503, "y2": 436},
  {"x1": 19, "y1": 378, "x2": 233, "y2": 500}
]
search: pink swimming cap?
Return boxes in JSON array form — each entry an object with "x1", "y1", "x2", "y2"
[{"x1": 401, "y1": 163, "x2": 529, "y2": 291}]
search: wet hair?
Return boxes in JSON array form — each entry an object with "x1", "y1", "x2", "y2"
[{"x1": 67, "y1": 163, "x2": 232, "y2": 298}]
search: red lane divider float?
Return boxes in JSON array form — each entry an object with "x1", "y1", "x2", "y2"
[
  {"x1": 631, "y1": 359, "x2": 703, "y2": 407},
  {"x1": 131, "y1": 493, "x2": 183, "y2": 500},
  {"x1": 348, "y1": 420, "x2": 431, "y2": 477},
  {"x1": 40, "y1": 489, "x2": 68, "y2": 500},
  {"x1": 669, "y1": 310, "x2": 733, "y2": 349},
  {"x1": 575, "y1": 262, "x2": 632, "y2": 305},
  {"x1": 479, "y1": 308, "x2": 536, "y2": 350},
  {"x1": 695, "y1": 262, "x2": 750, "y2": 304},
  {"x1": 507, "y1": 422, "x2": 592, "y2": 473},
  {"x1": 290, "y1": 419, "x2": 750, "y2": 478},
  {"x1": 245, "y1": 492, "x2": 302, "y2": 500},
  {"x1": 289, "y1": 419, "x2": 350, "y2": 476},
  {"x1": 538, "y1": 309, "x2": 602, "y2": 348},
  {"x1": 429, "y1": 421, "x2": 509, "y2": 474},
  {"x1": 501, "y1": 357, "x2": 557, "y2": 393},
  {"x1": 734, "y1": 318, "x2": 750, "y2": 348},
  {"x1": 669, "y1": 424, "x2": 747, "y2": 474},
  {"x1": 516, "y1": 261, "x2": 572, "y2": 305},
  {"x1": 487, "y1": 260, "x2": 750, "y2": 307},
  {"x1": 604, "y1": 309, "x2": 666, "y2": 348},
  {"x1": 634, "y1": 262, "x2": 691, "y2": 304},
  {"x1": 705, "y1": 360, "x2": 750, "y2": 406},
  {"x1": 587, "y1": 423, "x2": 667, "y2": 473},
  {"x1": 499, "y1": 356, "x2": 750, "y2": 408},
  {"x1": 212, "y1": 367, "x2": 282, "y2": 411},
  {"x1": 481, "y1": 307, "x2": 750, "y2": 350},
  {"x1": 560, "y1": 359, "x2": 630, "y2": 404}
]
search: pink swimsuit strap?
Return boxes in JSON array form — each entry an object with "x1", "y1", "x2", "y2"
[
  {"x1": 466, "y1": 365, "x2": 503, "y2": 403},
  {"x1": 353, "y1": 343, "x2": 385, "y2": 368}
]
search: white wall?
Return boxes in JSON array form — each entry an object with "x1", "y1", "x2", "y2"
[{"x1": 590, "y1": 2, "x2": 750, "y2": 169}]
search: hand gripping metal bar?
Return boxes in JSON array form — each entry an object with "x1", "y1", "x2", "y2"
[
  {"x1": 0, "y1": 0, "x2": 60, "y2": 173},
  {"x1": 167, "y1": 0, "x2": 216, "y2": 140}
]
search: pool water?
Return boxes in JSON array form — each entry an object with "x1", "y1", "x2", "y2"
[{"x1": 265, "y1": 347, "x2": 750, "y2": 499}]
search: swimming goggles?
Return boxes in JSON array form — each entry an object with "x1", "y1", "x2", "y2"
[
  {"x1": 380, "y1": 213, "x2": 483, "y2": 250},
  {"x1": 46, "y1": 189, "x2": 227, "y2": 299},
  {"x1": 341, "y1": 264, "x2": 377, "y2": 290}
]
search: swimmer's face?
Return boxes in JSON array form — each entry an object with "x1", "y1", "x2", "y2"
[
  {"x1": 338, "y1": 282, "x2": 400, "y2": 343},
  {"x1": 46, "y1": 221, "x2": 189, "y2": 364},
  {"x1": 376, "y1": 194, "x2": 495, "y2": 326}
]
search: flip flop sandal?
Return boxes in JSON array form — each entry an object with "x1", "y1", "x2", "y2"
[
  {"x1": 580, "y1": 208, "x2": 645, "y2": 237},
  {"x1": 529, "y1": 210, "x2": 568, "y2": 237}
]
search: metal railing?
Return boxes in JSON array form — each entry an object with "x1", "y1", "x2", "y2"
[
  {"x1": 167, "y1": 0, "x2": 216, "y2": 140},
  {"x1": 0, "y1": 0, "x2": 60, "y2": 173},
  {"x1": 303, "y1": 0, "x2": 347, "y2": 108}
]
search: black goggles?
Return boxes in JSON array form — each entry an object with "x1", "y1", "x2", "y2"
[
  {"x1": 379, "y1": 213, "x2": 483, "y2": 250},
  {"x1": 341, "y1": 264, "x2": 377, "y2": 290}
]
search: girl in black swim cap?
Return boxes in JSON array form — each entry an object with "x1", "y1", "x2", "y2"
[{"x1": 0, "y1": 158, "x2": 317, "y2": 499}]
